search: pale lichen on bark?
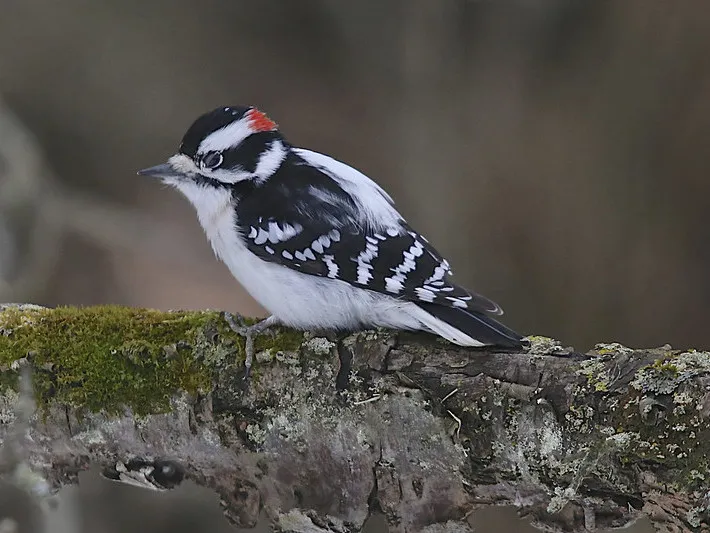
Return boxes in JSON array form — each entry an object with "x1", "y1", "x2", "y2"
[{"x1": 0, "y1": 304, "x2": 709, "y2": 533}]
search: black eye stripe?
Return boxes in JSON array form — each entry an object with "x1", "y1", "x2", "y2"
[{"x1": 221, "y1": 132, "x2": 279, "y2": 173}]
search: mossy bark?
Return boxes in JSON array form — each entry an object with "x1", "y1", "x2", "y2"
[{"x1": 0, "y1": 305, "x2": 709, "y2": 533}]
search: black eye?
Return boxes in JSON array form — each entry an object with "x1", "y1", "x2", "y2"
[{"x1": 201, "y1": 151, "x2": 223, "y2": 170}]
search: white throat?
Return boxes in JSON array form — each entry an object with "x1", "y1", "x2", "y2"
[{"x1": 173, "y1": 180, "x2": 235, "y2": 251}]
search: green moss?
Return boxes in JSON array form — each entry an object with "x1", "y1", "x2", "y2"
[
  {"x1": 254, "y1": 328, "x2": 304, "y2": 357},
  {"x1": 651, "y1": 359, "x2": 679, "y2": 373},
  {"x1": 0, "y1": 305, "x2": 221, "y2": 415},
  {"x1": 0, "y1": 305, "x2": 304, "y2": 415}
]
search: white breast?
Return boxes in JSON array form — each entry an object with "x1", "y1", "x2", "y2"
[{"x1": 172, "y1": 181, "x2": 426, "y2": 332}]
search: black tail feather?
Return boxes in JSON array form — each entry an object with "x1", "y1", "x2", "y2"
[{"x1": 416, "y1": 302, "x2": 525, "y2": 349}]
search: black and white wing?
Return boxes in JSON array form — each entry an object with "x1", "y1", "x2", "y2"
[{"x1": 235, "y1": 150, "x2": 523, "y2": 347}]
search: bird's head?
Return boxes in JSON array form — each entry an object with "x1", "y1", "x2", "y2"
[{"x1": 139, "y1": 105, "x2": 287, "y2": 187}]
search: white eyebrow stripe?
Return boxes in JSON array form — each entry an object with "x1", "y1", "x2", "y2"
[{"x1": 198, "y1": 118, "x2": 253, "y2": 153}]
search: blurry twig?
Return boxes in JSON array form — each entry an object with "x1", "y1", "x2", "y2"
[
  {"x1": 0, "y1": 99, "x2": 64, "y2": 302},
  {"x1": 50, "y1": 192, "x2": 209, "y2": 271},
  {"x1": 0, "y1": 97, "x2": 210, "y2": 306},
  {"x1": 0, "y1": 366, "x2": 51, "y2": 533}
]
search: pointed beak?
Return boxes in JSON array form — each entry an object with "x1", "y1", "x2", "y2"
[{"x1": 137, "y1": 162, "x2": 185, "y2": 179}]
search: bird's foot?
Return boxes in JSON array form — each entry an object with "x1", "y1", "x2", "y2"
[{"x1": 224, "y1": 313, "x2": 276, "y2": 380}]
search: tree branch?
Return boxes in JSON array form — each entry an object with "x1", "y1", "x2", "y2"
[{"x1": 0, "y1": 304, "x2": 708, "y2": 532}]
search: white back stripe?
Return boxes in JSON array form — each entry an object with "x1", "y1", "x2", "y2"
[{"x1": 294, "y1": 148, "x2": 403, "y2": 231}]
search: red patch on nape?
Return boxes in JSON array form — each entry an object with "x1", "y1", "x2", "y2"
[{"x1": 246, "y1": 108, "x2": 278, "y2": 133}]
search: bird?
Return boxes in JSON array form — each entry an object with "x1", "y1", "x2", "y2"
[{"x1": 138, "y1": 105, "x2": 525, "y2": 375}]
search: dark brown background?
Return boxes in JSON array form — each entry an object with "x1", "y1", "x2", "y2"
[
  {"x1": 2, "y1": 1, "x2": 710, "y2": 352},
  {"x1": 1, "y1": 1, "x2": 708, "y2": 531}
]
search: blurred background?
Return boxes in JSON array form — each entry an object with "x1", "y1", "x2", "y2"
[
  {"x1": 0, "y1": 0, "x2": 710, "y2": 531},
  {"x1": 1, "y1": 1, "x2": 705, "y2": 532},
  {"x1": 1, "y1": 0, "x2": 710, "y2": 352}
]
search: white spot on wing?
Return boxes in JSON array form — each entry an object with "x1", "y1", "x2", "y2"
[
  {"x1": 424, "y1": 260, "x2": 450, "y2": 285},
  {"x1": 268, "y1": 222, "x2": 284, "y2": 243},
  {"x1": 318, "y1": 235, "x2": 331, "y2": 249},
  {"x1": 254, "y1": 228, "x2": 269, "y2": 245},
  {"x1": 303, "y1": 248, "x2": 316, "y2": 261},
  {"x1": 415, "y1": 287, "x2": 436, "y2": 302},
  {"x1": 266, "y1": 221, "x2": 301, "y2": 243},
  {"x1": 355, "y1": 241, "x2": 378, "y2": 285},
  {"x1": 248, "y1": 227, "x2": 257, "y2": 239},
  {"x1": 384, "y1": 239, "x2": 425, "y2": 294},
  {"x1": 311, "y1": 239, "x2": 324, "y2": 253},
  {"x1": 282, "y1": 250, "x2": 293, "y2": 260},
  {"x1": 265, "y1": 246, "x2": 275, "y2": 255},
  {"x1": 448, "y1": 298, "x2": 469, "y2": 309},
  {"x1": 282, "y1": 223, "x2": 302, "y2": 240},
  {"x1": 385, "y1": 277, "x2": 404, "y2": 293},
  {"x1": 323, "y1": 254, "x2": 339, "y2": 278}
]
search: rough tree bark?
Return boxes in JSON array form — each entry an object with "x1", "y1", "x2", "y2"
[{"x1": 0, "y1": 304, "x2": 708, "y2": 533}]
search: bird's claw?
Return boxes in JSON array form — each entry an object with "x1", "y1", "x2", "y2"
[
  {"x1": 223, "y1": 312, "x2": 275, "y2": 381},
  {"x1": 223, "y1": 312, "x2": 255, "y2": 380},
  {"x1": 223, "y1": 311, "x2": 245, "y2": 334}
]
